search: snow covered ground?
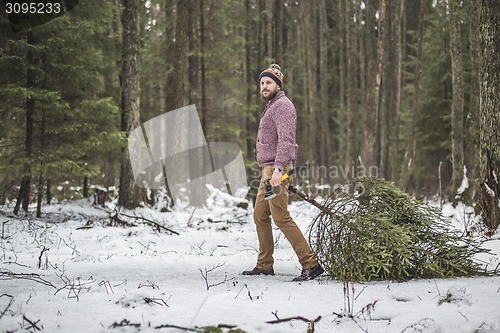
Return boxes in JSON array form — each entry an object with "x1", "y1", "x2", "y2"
[{"x1": 1, "y1": 189, "x2": 499, "y2": 333}]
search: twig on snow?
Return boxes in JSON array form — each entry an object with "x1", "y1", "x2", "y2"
[
  {"x1": 267, "y1": 314, "x2": 322, "y2": 333},
  {"x1": 54, "y1": 276, "x2": 95, "y2": 301},
  {"x1": 153, "y1": 324, "x2": 205, "y2": 332},
  {"x1": 0, "y1": 269, "x2": 56, "y2": 289},
  {"x1": 109, "y1": 319, "x2": 141, "y2": 329},
  {"x1": 0, "y1": 293, "x2": 14, "y2": 319},
  {"x1": 23, "y1": 314, "x2": 42, "y2": 331},
  {"x1": 119, "y1": 211, "x2": 179, "y2": 235},
  {"x1": 138, "y1": 280, "x2": 159, "y2": 289},
  {"x1": 98, "y1": 280, "x2": 114, "y2": 294},
  {"x1": 144, "y1": 296, "x2": 171, "y2": 307},
  {"x1": 37, "y1": 246, "x2": 49, "y2": 269},
  {"x1": 199, "y1": 262, "x2": 233, "y2": 290}
]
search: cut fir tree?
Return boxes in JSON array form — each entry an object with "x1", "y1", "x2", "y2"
[{"x1": 308, "y1": 177, "x2": 497, "y2": 282}]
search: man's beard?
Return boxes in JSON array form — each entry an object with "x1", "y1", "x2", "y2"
[{"x1": 261, "y1": 89, "x2": 279, "y2": 101}]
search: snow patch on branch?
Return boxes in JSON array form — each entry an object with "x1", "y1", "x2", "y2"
[{"x1": 484, "y1": 182, "x2": 496, "y2": 198}]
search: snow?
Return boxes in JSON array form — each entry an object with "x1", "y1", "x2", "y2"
[
  {"x1": 1, "y1": 194, "x2": 500, "y2": 333},
  {"x1": 456, "y1": 166, "x2": 469, "y2": 197}
]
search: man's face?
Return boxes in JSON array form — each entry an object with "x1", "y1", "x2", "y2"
[{"x1": 260, "y1": 77, "x2": 280, "y2": 101}]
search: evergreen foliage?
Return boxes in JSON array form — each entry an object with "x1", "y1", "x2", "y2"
[
  {"x1": 413, "y1": 1, "x2": 452, "y2": 193},
  {"x1": 310, "y1": 177, "x2": 494, "y2": 282},
  {"x1": 0, "y1": 0, "x2": 121, "y2": 203}
]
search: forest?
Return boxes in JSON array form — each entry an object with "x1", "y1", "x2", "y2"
[{"x1": 0, "y1": 0, "x2": 499, "y2": 231}]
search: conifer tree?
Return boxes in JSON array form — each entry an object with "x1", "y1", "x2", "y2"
[
  {"x1": 0, "y1": 0, "x2": 121, "y2": 215},
  {"x1": 118, "y1": 0, "x2": 141, "y2": 209}
]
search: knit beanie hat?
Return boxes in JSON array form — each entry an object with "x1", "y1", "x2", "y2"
[{"x1": 259, "y1": 64, "x2": 284, "y2": 90}]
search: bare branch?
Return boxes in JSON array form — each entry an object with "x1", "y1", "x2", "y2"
[
  {"x1": 266, "y1": 315, "x2": 322, "y2": 333},
  {"x1": 0, "y1": 269, "x2": 56, "y2": 289},
  {"x1": 199, "y1": 263, "x2": 233, "y2": 290},
  {"x1": 22, "y1": 314, "x2": 42, "y2": 331},
  {"x1": 0, "y1": 293, "x2": 14, "y2": 320},
  {"x1": 119, "y1": 211, "x2": 179, "y2": 235},
  {"x1": 154, "y1": 324, "x2": 205, "y2": 332}
]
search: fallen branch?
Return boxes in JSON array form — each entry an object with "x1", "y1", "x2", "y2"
[
  {"x1": 267, "y1": 314, "x2": 322, "y2": 333},
  {"x1": 153, "y1": 324, "x2": 205, "y2": 332},
  {"x1": 206, "y1": 213, "x2": 252, "y2": 224},
  {"x1": 0, "y1": 269, "x2": 56, "y2": 289},
  {"x1": 54, "y1": 276, "x2": 95, "y2": 300},
  {"x1": 117, "y1": 211, "x2": 179, "y2": 235}
]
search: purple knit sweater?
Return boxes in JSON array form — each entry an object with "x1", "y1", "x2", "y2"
[{"x1": 256, "y1": 91, "x2": 298, "y2": 169}]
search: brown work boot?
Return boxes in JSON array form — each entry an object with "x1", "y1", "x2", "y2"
[
  {"x1": 292, "y1": 265, "x2": 324, "y2": 282},
  {"x1": 242, "y1": 267, "x2": 275, "y2": 276}
]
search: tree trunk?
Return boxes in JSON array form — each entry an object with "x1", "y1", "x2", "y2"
[
  {"x1": 186, "y1": 0, "x2": 205, "y2": 208},
  {"x1": 118, "y1": 0, "x2": 141, "y2": 209},
  {"x1": 318, "y1": 0, "x2": 332, "y2": 173},
  {"x1": 14, "y1": 31, "x2": 35, "y2": 215},
  {"x1": 36, "y1": 108, "x2": 46, "y2": 218},
  {"x1": 171, "y1": 0, "x2": 189, "y2": 110},
  {"x1": 389, "y1": 0, "x2": 405, "y2": 181},
  {"x1": 244, "y1": 0, "x2": 255, "y2": 162},
  {"x1": 477, "y1": 0, "x2": 500, "y2": 232},
  {"x1": 400, "y1": 0, "x2": 427, "y2": 191},
  {"x1": 298, "y1": 1, "x2": 317, "y2": 171},
  {"x1": 46, "y1": 179, "x2": 51, "y2": 205},
  {"x1": 363, "y1": 0, "x2": 378, "y2": 172},
  {"x1": 273, "y1": 0, "x2": 284, "y2": 65},
  {"x1": 375, "y1": 0, "x2": 387, "y2": 177},
  {"x1": 337, "y1": 0, "x2": 347, "y2": 167},
  {"x1": 346, "y1": 0, "x2": 359, "y2": 169},
  {"x1": 83, "y1": 176, "x2": 89, "y2": 198},
  {"x1": 449, "y1": 0, "x2": 465, "y2": 200},
  {"x1": 464, "y1": 0, "x2": 481, "y2": 204}
]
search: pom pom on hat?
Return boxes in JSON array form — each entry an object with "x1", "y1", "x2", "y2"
[{"x1": 259, "y1": 63, "x2": 284, "y2": 89}]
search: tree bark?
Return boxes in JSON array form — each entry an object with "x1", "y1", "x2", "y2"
[
  {"x1": 297, "y1": 1, "x2": 317, "y2": 175},
  {"x1": 400, "y1": 0, "x2": 427, "y2": 191},
  {"x1": 36, "y1": 108, "x2": 46, "y2": 218},
  {"x1": 449, "y1": 0, "x2": 465, "y2": 200},
  {"x1": 346, "y1": 0, "x2": 359, "y2": 169},
  {"x1": 477, "y1": 0, "x2": 500, "y2": 232},
  {"x1": 375, "y1": 0, "x2": 386, "y2": 177},
  {"x1": 171, "y1": 0, "x2": 189, "y2": 110},
  {"x1": 464, "y1": 0, "x2": 481, "y2": 203},
  {"x1": 337, "y1": 0, "x2": 347, "y2": 167},
  {"x1": 389, "y1": 0, "x2": 405, "y2": 181},
  {"x1": 273, "y1": 0, "x2": 284, "y2": 65},
  {"x1": 363, "y1": 0, "x2": 378, "y2": 171},
  {"x1": 318, "y1": 0, "x2": 332, "y2": 172},
  {"x1": 14, "y1": 31, "x2": 35, "y2": 215},
  {"x1": 118, "y1": 0, "x2": 141, "y2": 209}
]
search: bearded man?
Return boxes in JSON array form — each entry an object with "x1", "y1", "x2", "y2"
[{"x1": 242, "y1": 64, "x2": 324, "y2": 282}]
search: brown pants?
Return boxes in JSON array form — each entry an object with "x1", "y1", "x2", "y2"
[{"x1": 253, "y1": 164, "x2": 318, "y2": 270}]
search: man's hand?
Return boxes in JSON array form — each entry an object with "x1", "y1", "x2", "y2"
[{"x1": 271, "y1": 170, "x2": 282, "y2": 187}]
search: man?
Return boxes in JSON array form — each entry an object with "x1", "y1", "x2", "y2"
[{"x1": 242, "y1": 64, "x2": 324, "y2": 282}]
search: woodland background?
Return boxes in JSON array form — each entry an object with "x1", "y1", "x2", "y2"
[{"x1": 0, "y1": 0, "x2": 499, "y2": 230}]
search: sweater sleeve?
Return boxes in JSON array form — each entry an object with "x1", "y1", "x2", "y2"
[{"x1": 273, "y1": 101, "x2": 297, "y2": 169}]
